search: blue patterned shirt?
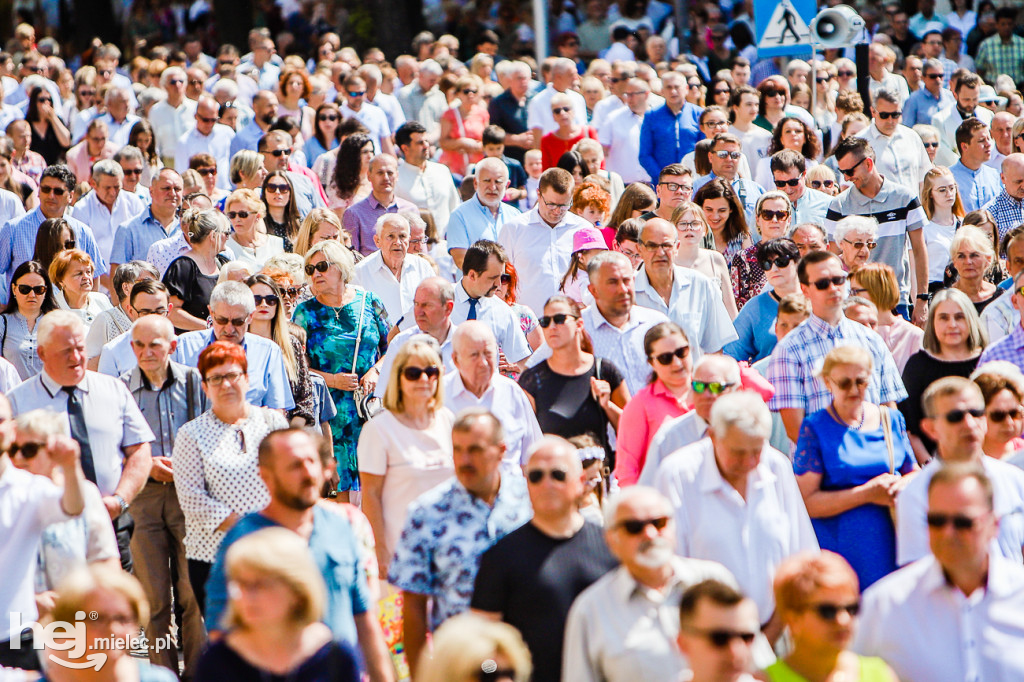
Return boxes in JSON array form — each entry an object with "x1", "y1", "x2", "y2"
[
  {"x1": 984, "y1": 190, "x2": 1024, "y2": 243},
  {"x1": 388, "y1": 474, "x2": 531, "y2": 630},
  {"x1": 979, "y1": 323, "x2": 1024, "y2": 373},
  {"x1": 767, "y1": 314, "x2": 907, "y2": 414}
]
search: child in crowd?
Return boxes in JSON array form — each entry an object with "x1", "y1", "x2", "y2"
[
  {"x1": 522, "y1": 149, "x2": 543, "y2": 212},
  {"x1": 479, "y1": 124, "x2": 527, "y2": 205},
  {"x1": 560, "y1": 226, "x2": 608, "y2": 304}
]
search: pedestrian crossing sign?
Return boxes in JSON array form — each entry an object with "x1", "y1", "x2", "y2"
[{"x1": 754, "y1": 0, "x2": 816, "y2": 57}]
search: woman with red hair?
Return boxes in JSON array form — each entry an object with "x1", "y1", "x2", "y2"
[
  {"x1": 173, "y1": 340, "x2": 289, "y2": 614},
  {"x1": 495, "y1": 260, "x2": 544, "y2": 353}
]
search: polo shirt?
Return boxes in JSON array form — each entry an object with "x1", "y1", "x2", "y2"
[
  {"x1": 447, "y1": 194, "x2": 521, "y2": 253},
  {"x1": 902, "y1": 86, "x2": 955, "y2": 127},
  {"x1": 790, "y1": 186, "x2": 832, "y2": 227},
  {"x1": 110, "y1": 208, "x2": 181, "y2": 267},
  {"x1": 342, "y1": 192, "x2": 417, "y2": 255},
  {"x1": 951, "y1": 160, "x2": 1003, "y2": 213}
]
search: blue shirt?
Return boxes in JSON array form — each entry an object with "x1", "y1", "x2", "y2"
[
  {"x1": 638, "y1": 102, "x2": 702, "y2": 183},
  {"x1": 951, "y1": 161, "x2": 1003, "y2": 213},
  {"x1": 172, "y1": 329, "x2": 295, "y2": 410},
  {"x1": 229, "y1": 120, "x2": 265, "y2": 158},
  {"x1": 109, "y1": 208, "x2": 180, "y2": 266},
  {"x1": 388, "y1": 475, "x2": 532, "y2": 630},
  {"x1": 903, "y1": 87, "x2": 955, "y2": 127},
  {"x1": 984, "y1": 190, "x2": 1024, "y2": 242},
  {"x1": 724, "y1": 289, "x2": 780, "y2": 363},
  {"x1": 97, "y1": 331, "x2": 136, "y2": 377},
  {"x1": 0, "y1": 208, "x2": 106, "y2": 305},
  {"x1": 446, "y1": 195, "x2": 522, "y2": 253},
  {"x1": 205, "y1": 507, "x2": 370, "y2": 644},
  {"x1": 792, "y1": 186, "x2": 832, "y2": 227}
]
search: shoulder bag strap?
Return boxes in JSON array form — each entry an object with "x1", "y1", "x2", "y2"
[
  {"x1": 351, "y1": 291, "x2": 368, "y2": 376},
  {"x1": 185, "y1": 368, "x2": 197, "y2": 421},
  {"x1": 1, "y1": 314, "x2": 7, "y2": 356},
  {"x1": 880, "y1": 405, "x2": 896, "y2": 475}
]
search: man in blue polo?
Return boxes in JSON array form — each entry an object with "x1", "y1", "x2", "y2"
[
  {"x1": 639, "y1": 71, "x2": 701, "y2": 183},
  {"x1": 447, "y1": 158, "x2": 521, "y2": 271}
]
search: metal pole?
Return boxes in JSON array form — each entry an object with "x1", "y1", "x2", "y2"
[
  {"x1": 674, "y1": 0, "x2": 689, "y2": 59},
  {"x1": 534, "y1": 0, "x2": 548, "y2": 66}
]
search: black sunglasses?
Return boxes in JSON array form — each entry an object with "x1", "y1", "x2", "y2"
[
  {"x1": 17, "y1": 284, "x2": 46, "y2": 295},
  {"x1": 196, "y1": 167, "x2": 217, "y2": 176},
  {"x1": 682, "y1": 626, "x2": 757, "y2": 648},
  {"x1": 759, "y1": 255, "x2": 792, "y2": 271},
  {"x1": 538, "y1": 313, "x2": 577, "y2": 328},
  {"x1": 812, "y1": 602, "x2": 860, "y2": 620},
  {"x1": 651, "y1": 346, "x2": 690, "y2": 366},
  {"x1": 988, "y1": 407, "x2": 1023, "y2": 422},
  {"x1": 552, "y1": 106, "x2": 572, "y2": 114},
  {"x1": 926, "y1": 513, "x2": 981, "y2": 530},
  {"x1": 304, "y1": 261, "x2": 331, "y2": 275},
  {"x1": 39, "y1": 186, "x2": 67, "y2": 196},
  {"x1": 763, "y1": 89, "x2": 785, "y2": 98},
  {"x1": 267, "y1": 149, "x2": 291, "y2": 157},
  {"x1": 760, "y1": 209, "x2": 790, "y2": 221},
  {"x1": 617, "y1": 516, "x2": 670, "y2": 535},
  {"x1": 266, "y1": 183, "x2": 291, "y2": 193},
  {"x1": 877, "y1": 110, "x2": 902, "y2": 119},
  {"x1": 318, "y1": 114, "x2": 339, "y2": 121},
  {"x1": 526, "y1": 468, "x2": 568, "y2": 484},
  {"x1": 810, "y1": 274, "x2": 847, "y2": 290},
  {"x1": 774, "y1": 178, "x2": 801, "y2": 187},
  {"x1": 810, "y1": 179, "x2": 835, "y2": 189},
  {"x1": 499, "y1": 274, "x2": 512, "y2": 284},
  {"x1": 837, "y1": 70, "x2": 855, "y2": 78},
  {"x1": 254, "y1": 294, "x2": 279, "y2": 306},
  {"x1": 923, "y1": 142, "x2": 940, "y2": 149},
  {"x1": 9, "y1": 442, "x2": 43, "y2": 459},
  {"x1": 838, "y1": 156, "x2": 867, "y2": 177},
  {"x1": 402, "y1": 365, "x2": 440, "y2": 381},
  {"x1": 832, "y1": 376, "x2": 868, "y2": 391},
  {"x1": 122, "y1": 168, "x2": 143, "y2": 176},
  {"x1": 226, "y1": 211, "x2": 251, "y2": 219},
  {"x1": 941, "y1": 407, "x2": 986, "y2": 423}
]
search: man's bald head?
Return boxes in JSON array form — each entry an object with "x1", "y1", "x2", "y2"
[
  {"x1": 640, "y1": 217, "x2": 676, "y2": 242},
  {"x1": 131, "y1": 314, "x2": 175, "y2": 342},
  {"x1": 1002, "y1": 153, "x2": 1024, "y2": 200},
  {"x1": 416, "y1": 276, "x2": 455, "y2": 304},
  {"x1": 452, "y1": 320, "x2": 497, "y2": 354},
  {"x1": 526, "y1": 435, "x2": 583, "y2": 475}
]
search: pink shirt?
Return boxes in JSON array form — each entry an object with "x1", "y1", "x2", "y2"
[
  {"x1": 876, "y1": 318, "x2": 924, "y2": 373},
  {"x1": 65, "y1": 140, "x2": 118, "y2": 183},
  {"x1": 614, "y1": 380, "x2": 691, "y2": 486}
]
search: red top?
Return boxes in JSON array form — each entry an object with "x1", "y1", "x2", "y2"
[{"x1": 540, "y1": 126, "x2": 599, "y2": 169}]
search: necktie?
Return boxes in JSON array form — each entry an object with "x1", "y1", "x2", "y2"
[
  {"x1": 467, "y1": 296, "x2": 479, "y2": 320},
  {"x1": 63, "y1": 386, "x2": 97, "y2": 485}
]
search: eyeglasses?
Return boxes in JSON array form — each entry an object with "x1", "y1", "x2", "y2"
[
  {"x1": 989, "y1": 406, "x2": 1023, "y2": 422},
  {"x1": 651, "y1": 346, "x2": 690, "y2": 365},
  {"x1": 212, "y1": 315, "x2": 248, "y2": 327},
  {"x1": 134, "y1": 307, "x2": 168, "y2": 316},
  {"x1": 923, "y1": 142, "x2": 940, "y2": 149},
  {"x1": 837, "y1": 70, "x2": 855, "y2": 78},
  {"x1": 253, "y1": 294, "x2": 279, "y2": 306},
  {"x1": 283, "y1": 287, "x2": 303, "y2": 297},
  {"x1": 267, "y1": 149, "x2": 292, "y2": 157},
  {"x1": 811, "y1": 602, "x2": 861, "y2": 620},
  {"x1": 691, "y1": 380, "x2": 735, "y2": 395},
  {"x1": 16, "y1": 284, "x2": 46, "y2": 295},
  {"x1": 704, "y1": 120, "x2": 728, "y2": 128},
  {"x1": 196, "y1": 167, "x2": 217, "y2": 176},
  {"x1": 713, "y1": 150, "x2": 743, "y2": 160},
  {"x1": 266, "y1": 183, "x2": 291, "y2": 193},
  {"x1": 676, "y1": 220, "x2": 703, "y2": 231},
  {"x1": 810, "y1": 274, "x2": 848, "y2": 290},
  {"x1": 552, "y1": 106, "x2": 572, "y2": 114},
  {"x1": 39, "y1": 186, "x2": 67, "y2": 196},
  {"x1": 810, "y1": 180, "x2": 835, "y2": 189},
  {"x1": 773, "y1": 178, "x2": 802, "y2": 187},
  {"x1": 941, "y1": 407, "x2": 986, "y2": 423},
  {"x1": 659, "y1": 182, "x2": 692, "y2": 193},
  {"x1": 759, "y1": 255, "x2": 792, "y2": 271},
  {"x1": 305, "y1": 261, "x2": 332, "y2": 275},
  {"x1": 402, "y1": 365, "x2": 440, "y2": 381},
  {"x1": 539, "y1": 313, "x2": 577, "y2": 328},
  {"x1": 764, "y1": 89, "x2": 785, "y2": 98},
  {"x1": 196, "y1": 114, "x2": 218, "y2": 124},
  {"x1": 681, "y1": 626, "x2": 757, "y2": 648},
  {"x1": 539, "y1": 196, "x2": 571, "y2": 211},
  {"x1": 876, "y1": 110, "x2": 902, "y2": 120},
  {"x1": 189, "y1": 79, "x2": 203, "y2": 86},
  {"x1": 842, "y1": 238, "x2": 877, "y2": 250},
  {"x1": 203, "y1": 371, "x2": 245, "y2": 386},
  {"x1": 226, "y1": 211, "x2": 251, "y2": 219},
  {"x1": 926, "y1": 513, "x2": 983, "y2": 530},
  {"x1": 617, "y1": 516, "x2": 670, "y2": 535},
  {"x1": 526, "y1": 468, "x2": 568, "y2": 484},
  {"x1": 9, "y1": 442, "x2": 42, "y2": 459},
  {"x1": 926, "y1": 73, "x2": 943, "y2": 80},
  {"x1": 831, "y1": 376, "x2": 868, "y2": 391},
  {"x1": 641, "y1": 240, "x2": 677, "y2": 252},
  {"x1": 759, "y1": 209, "x2": 790, "y2": 221},
  {"x1": 318, "y1": 114, "x2": 339, "y2": 121},
  {"x1": 347, "y1": 91, "x2": 366, "y2": 98},
  {"x1": 122, "y1": 168, "x2": 143, "y2": 176},
  {"x1": 838, "y1": 156, "x2": 867, "y2": 177}
]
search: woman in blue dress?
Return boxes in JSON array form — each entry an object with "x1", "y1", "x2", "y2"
[
  {"x1": 294, "y1": 240, "x2": 389, "y2": 502},
  {"x1": 794, "y1": 345, "x2": 918, "y2": 590}
]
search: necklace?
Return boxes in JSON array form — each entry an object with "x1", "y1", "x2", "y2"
[{"x1": 831, "y1": 403, "x2": 864, "y2": 429}]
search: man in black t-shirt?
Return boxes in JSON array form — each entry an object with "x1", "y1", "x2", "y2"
[{"x1": 471, "y1": 436, "x2": 618, "y2": 682}]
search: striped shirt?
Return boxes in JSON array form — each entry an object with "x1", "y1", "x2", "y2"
[{"x1": 825, "y1": 179, "x2": 926, "y2": 306}]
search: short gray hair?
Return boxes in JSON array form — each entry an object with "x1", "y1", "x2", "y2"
[
  {"x1": 694, "y1": 353, "x2": 741, "y2": 384},
  {"x1": 105, "y1": 86, "x2": 131, "y2": 104},
  {"x1": 400, "y1": 209, "x2": 426, "y2": 232},
  {"x1": 374, "y1": 212, "x2": 410, "y2": 236},
  {"x1": 112, "y1": 261, "x2": 159, "y2": 302},
  {"x1": 834, "y1": 215, "x2": 879, "y2": 243},
  {"x1": 114, "y1": 145, "x2": 143, "y2": 164},
  {"x1": 420, "y1": 59, "x2": 443, "y2": 77},
  {"x1": 921, "y1": 58, "x2": 944, "y2": 74},
  {"x1": 586, "y1": 250, "x2": 631, "y2": 279},
  {"x1": 211, "y1": 78, "x2": 239, "y2": 100},
  {"x1": 138, "y1": 87, "x2": 166, "y2": 110},
  {"x1": 209, "y1": 280, "x2": 256, "y2": 314},
  {"x1": 91, "y1": 158, "x2": 123, "y2": 181},
  {"x1": 37, "y1": 310, "x2": 87, "y2": 348},
  {"x1": 15, "y1": 409, "x2": 69, "y2": 438},
  {"x1": 873, "y1": 87, "x2": 901, "y2": 108},
  {"x1": 160, "y1": 66, "x2": 187, "y2": 87},
  {"x1": 709, "y1": 391, "x2": 772, "y2": 440}
]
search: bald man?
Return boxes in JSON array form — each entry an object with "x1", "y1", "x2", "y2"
[
  {"x1": 984, "y1": 153, "x2": 1024, "y2": 240},
  {"x1": 444, "y1": 321, "x2": 542, "y2": 475},
  {"x1": 472, "y1": 436, "x2": 618, "y2": 682},
  {"x1": 989, "y1": 111, "x2": 1016, "y2": 169}
]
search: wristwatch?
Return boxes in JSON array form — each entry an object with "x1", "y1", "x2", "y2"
[
  {"x1": 915, "y1": 293, "x2": 932, "y2": 302},
  {"x1": 113, "y1": 494, "x2": 129, "y2": 516}
]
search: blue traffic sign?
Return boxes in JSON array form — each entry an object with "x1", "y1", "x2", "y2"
[{"x1": 754, "y1": 0, "x2": 817, "y2": 58}]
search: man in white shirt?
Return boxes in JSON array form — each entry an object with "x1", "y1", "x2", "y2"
[
  {"x1": 527, "y1": 58, "x2": 587, "y2": 143},
  {"x1": 590, "y1": 61, "x2": 635, "y2": 133},
  {"x1": 933, "y1": 72, "x2": 994, "y2": 162},
  {"x1": 174, "y1": 95, "x2": 234, "y2": 190},
  {"x1": 498, "y1": 168, "x2": 590, "y2": 315},
  {"x1": 857, "y1": 462, "x2": 1024, "y2": 681},
  {"x1": 633, "y1": 218, "x2": 737, "y2": 364},
  {"x1": 352, "y1": 213, "x2": 434, "y2": 324},
  {"x1": 895, "y1": 376, "x2": 1024, "y2": 566},
  {"x1": 395, "y1": 121, "x2": 461, "y2": 236},
  {"x1": 358, "y1": 64, "x2": 406, "y2": 135},
  {"x1": 562, "y1": 486, "x2": 741, "y2": 682},
  {"x1": 599, "y1": 78, "x2": 651, "y2": 184},
  {"x1": 98, "y1": 86, "x2": 140, "y2": 147},
  {"x1": 72, "y1": 159, "x2": 145, "y2": 291},
  {"x1": 867, "y1": 43, "x2": 910, "y2": 107},
  {"x1": 654, "y1": 391, "x2": 817, "y2": 639},
  {"x1": 856, "y1": 88, "x2": 931, "y2": 192},
  {"x1": 147, "y1": 67, "x2": 197, "y2": 168},
  {"x1": 0, "y1": 393, "x2": 86, "y2": 670},
  {"x1": 339, "y1": 74, "x2": 395, "y2": 156},
  {"x1": 728, "y1": 85, "x2": 772, "y2": 171},
  {"x1": 443, "y1": 321, "x2": 542, "y2": 475}
]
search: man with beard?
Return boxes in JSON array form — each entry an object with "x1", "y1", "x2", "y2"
[
  {"x1": 562, "y1": 486, "x2": 739, "y2": 682},
  {"x1": 204, "y1": 428, "x2": 395, "y2": 682},
  {"x1": 230, "y1": 90, "x2": 279, "y2": 157}
]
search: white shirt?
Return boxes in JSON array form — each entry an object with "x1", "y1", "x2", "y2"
[
  {"x1": 633, "y1": 265, "x2": 738, "y2": 366},
  {"x1": 599, "y1": 106, "x2": 650, "y2": 184},
  {"x1": 368, "y1": 92, "x2": 407, "y2": 133},
  {"x1": 896, "y1": 456, "x2": 1024, "y2": 566},
  {"x1": 353, "y1": 250, "x2": 435, "y2": 325},
  {"x1": 582, "y1": 303, "x2": 670, "y2": 395},
  {"x1": 855, "y1": 554, "x2": 1024, "y2": 682},
  {"x1": 868, "y1": 72, "x2": 911, "y2": 107},
  {"x1": 374, "y1": 324, "x2": 457, "y2": 398},
  {"x1": 147, "y1": 98, "x2": 198, "y2": 165},
  {"x1": 146, "y1": 231, "x2": 191, "y2": 277},
  {"x1": 590, "y1": 94, "x2": 626, "y2": 134},
  {"x1": 637, "y1": 412, "x2": 709, "y2": 487},
  {"x1": 443, "y1": 371, "x2": 542, "y2": 476},
  {"x1": 497, "y1": 206, "x2": 591, "y2": 315},
  {"x1": 98, "y1": 113, "x2": 141, "y2": 147},
  {"x1": 527, "y1": 85, "x2": 588, "y2": 135},
  {"x1": 449, "y1": 284, "x2": 532, "y2": 363},
  {"x1": 730, "y1": 124, "x2": 772, "y2": 170},
  {"x1": 72, "y1": 190, "x2": 145, "y2": 264},
  {"x1": 856, "y1": 122, "x2": 931, "y2": 191},
  {"x1": 396, "y1": 160, "x2": 462, "y2": 235},
  {"x1": 339, "y1": 102, "x2": 392, "y2": 154},
  {"x1": 653, "y1": 438, "x2": 819, "y2": 621},
  {"x1": 174, "y1": 124, "x2": 235, "y2": 189}
]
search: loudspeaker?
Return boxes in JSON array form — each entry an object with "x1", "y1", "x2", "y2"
[{"x1": 810, "y1": 5, "x2": 865, "y2": 48}]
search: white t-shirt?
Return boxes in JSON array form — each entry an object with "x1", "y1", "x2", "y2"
[{"x1": 922, "y1": 219, "x2": 957, "y2": 283}]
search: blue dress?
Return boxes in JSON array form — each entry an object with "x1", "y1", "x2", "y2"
[
  {"x1": 794, "y1": 406, "x2": 916, "y2": 590},
  {"x1": 294, "y1": 289, "x2": 389, "y2": 491}
]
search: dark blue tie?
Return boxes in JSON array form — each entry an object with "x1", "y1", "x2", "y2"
[
  {"x1": 63, "y1": 386, "x2": 97, "y2": 484},
  {"x1": 467, "y1": 296, "x2": 479, "y2": 320}
]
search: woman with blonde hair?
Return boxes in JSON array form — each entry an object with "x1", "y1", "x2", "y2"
[
  {"x1": 49, "y1": 249, "x2": 112, "y2": 329},
  {"x1": 294, "y1": 207, "x2": 346, "y2": 258},
  {"x1": 163, "y1": 209, "x2": 232, "y2": 332},
  {"x1": 225, "y1": 188, "x2": 284, "y2": 268},
  {"x1": 229, "y1": 149, "x2": 269, "y2": 191},
  {"x1": 949, "y1": 226, "x2": 1003, "y2": 313},
  {"x1": 357, "y1": 339, "x2": 454, "y2": 578},
  {"x1": 805, "y1": 164, "x2": 838, "y2": 196},
  {"x1": 194, "y1": 528, "x2": 360, "y2": 680},
  {"x1": 849, "y1": 263, "x2": 923, "y2": 373},
  {"x1": 920, "y1": 166, "x2": 965, "y2": 293},
  {"x1": 671, "y1": 201, "x2": 738, "y2": 318},
  {"x1": 439, "y1": 74, "x2": 489, "y2": 179},
  {"x1": 417, "y1": 613, "x2": 532, "y2": 682}
]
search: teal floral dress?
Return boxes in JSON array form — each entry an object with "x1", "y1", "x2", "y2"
[{"x1": 294, "y1": 288, "x2": 390, "y2": 491}]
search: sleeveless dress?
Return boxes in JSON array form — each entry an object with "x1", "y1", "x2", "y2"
[{"x1": 764, "y1": 656, "x2": 892, "y2": 681}]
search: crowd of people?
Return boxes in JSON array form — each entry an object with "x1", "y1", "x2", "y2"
[{"x1": 3, "y1": 0, "x2": 1024, "y2": 681}]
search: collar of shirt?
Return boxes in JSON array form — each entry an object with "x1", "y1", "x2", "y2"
[
  {"x1": 585, "y1": 302, "x2": 645, "y2": 334},
  {"x1": 806, "y1": 312, "x2": 845, "y2": 337},
  {"x1": 634, "y1": 265, "x2": 692, "y2": 302},
  {"x1": 195, "y1": 328, "x2": 250, "y2": 352},
  {"x1": 447, "y1": 369, "x2": 495, "y2": 402},
  {"x1": 525, "y1": 204, "x2": 580, "y2": 230},
  {"x1": 650, "y1": 379, "x2": 692, "y2": 407},
  {"x1": 697, "y1": 440, "x2": 778, "y2": 495},
  {"x1": 131, "y1": 361, "x2": 189, "y2": 392},
  {"x1": 999, "y1": 190, "x2": 1024, "y2": 207},
  {"x1": 369, "y1": 193, "x2": 398, "y2": 210},
  {"x1": 610, "y1": 558, "x2": 689, "y2": 604},
  {"x1": 954, "y1": 161, "x2": 985, "y2": 178},
  {"x1": 367, "y1": 249, "x2": 415, "y2": 280},
  {"x1": 40, "y1": 369, "x2": 87, "y2": 397},
  {"x1": 455, "y1": 282, "x2": 492, "y2": 309},
  {"x1": 917, "y1": 553, "x2": 1011, "y2": 601}
]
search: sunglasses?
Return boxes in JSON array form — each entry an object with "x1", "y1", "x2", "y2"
[
  {"x1": 811, "y1": 602, "x2": 860, "y2": 620},
  {"x1": 168, "y1": 79, "x2": 184, "y2": 86},
  {"x1": 9, "y1": 442, "x2": 43, "y2": 459},
  {"x1": 526, "y1": 468, "x2": 568, "y2": 484},
  {"x1": 539, "y1": 313, "x2": 578, "y2": 328},
  {"x1": 266, "y1": 184, "x2": 291, "y2": 193},
  {"x1": 318, "y1": 114, "x2": 339, "y2": 121},
  {"x1": 774, "y1": 178, "x2": 801, "y2": 187},
  {"x1": 842, "y1": 238, "x2": 877, "y2": 250},
  {"x1": 988, "y1": 407, "x2": 1023, "y2": 422},
  {"x1": 196, "y1": 167, "x2": 217, "y2": 176},
  {"x1": 652, "y1": 346, "x2": 690, "y2": 366},
  {"x1": 926, "y1": 513, "x2": 981, "y2": 530},
  {"x1": 682, "y1": 626, "x2": 757, "y2": 648},
  {"x1": 815, "y1": 77, "x2": 830, "y2": 84},
  {"x1": 196, "y1": 115, "x2": 218, "y2": 124},
  {"x1": 16, "y1": 284, "x2": 46, "y2": 295},
  {"x1": 876, "y1": 110, "x2": 902, "y2": 120},
  {"x1": 713, "y1": 88, "x2": 731, "y2": 95},
  {"x1": 254, "y1": 294, "x2": 279, "y2": 306},
  {"x1": 552, "y1": 106, "x2": 572, "y2": 114},
  {"x1": 941, "y1": 407, "x2": 986, "y2": 423},
  {"x1": 838, "y1": 156, "x2": 867, "y2": 177},
  {"x1": 925, "y1": 73, "x2": 943, "y2": 80},
  {"x1": 284, "y1": 287, "x2": 303, "y2": 297},
  {"x1": 499, "y1": 274, "x2": 512, "y2": 284},
  {"x1": 688, "y1": 81, "x2": 702, "y2": 88},
  {"x1": 691, "y1": 380, "x2": 734, "y2": 395},
  {"x1": 831, "y1": 376, "x2": 868, "y2": 391},
  {"x1": 402, "y1": 365, "x2": 440, "y2": 381},
  {"x1": 810, "y1": 274, "x2": 848, "y2": 290},
  {"x1": 617, "y1": 516, "x2": 670, "y2": 535},
  {"x1": 760, "y1": 209, "x2": 790, "y2": 221},
  {"x1": 810, "y1": 179, "x2": 835, "y2": 189},
  {"x1": 267, "y1": 149, "x2": 292, "y2": 157},
  {"x1": 212, "y1": 315, "x2": 247, "y2": 327},
  {"x1": 347, "y1": 91, "x2": 366, "y2": 98},
  {"x1": 226, "y1": 211, "x2": 251, "y2": 219},
  {"x1": 122, "y1": 168, "x2": 143, "y2": 176},
  {"x1": 713, "y1": 150, "x2": 743, "y2": 160},
  {"x1": 39, "y1": 186, "x2": 67, "y2": 196},
  {"x1": 759, "y1": 255, "x2": 792, "y2": 271},
  {"x1": 204, "y1": 371, "x2": 244, "y2": 386},
  {"x1": 764, "y1": 89, "x2": 785, "y2": 97},
  {"x1": 923, "y1": 142, "x2": 940, "y2": 149},
  {"x1": 305, "y1": 261, "x2": 332, "y2": 275},
  {"x1": 461, "y1": 89, "x2": 479, "y2": 95},
  {"x1": 837, "y1": 71, "x2": 855, "y2": 78}
]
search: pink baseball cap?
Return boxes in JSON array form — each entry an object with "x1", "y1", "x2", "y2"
[{"x1": 573, "y1": 226, "x2": 609, "y2": 254}]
